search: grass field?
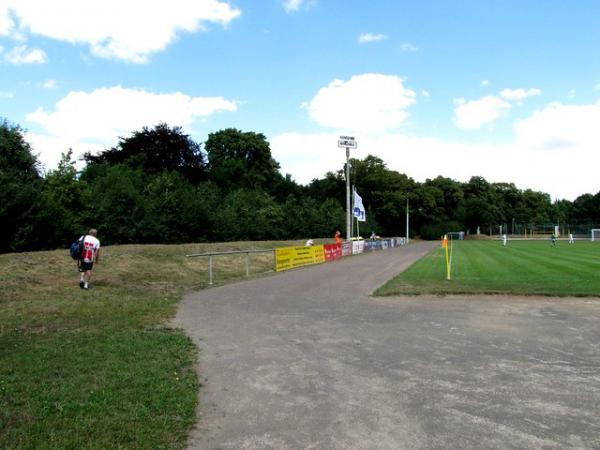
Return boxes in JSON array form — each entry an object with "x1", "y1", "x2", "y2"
[
  {"x1": 376, "y1": 240, "x2": 600, "y2": 297},
  {"x1": 0, "y1": 241, "x2": 297, "y2": 449}
]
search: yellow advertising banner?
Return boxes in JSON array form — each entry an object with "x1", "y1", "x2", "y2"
[{"x1": 275, "y1": 245, "x2": 325, "y2": 272}]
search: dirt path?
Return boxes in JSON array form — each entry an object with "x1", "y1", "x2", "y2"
[{"x1": 173, "y1": 242, "x2": 600, "y2": 449}]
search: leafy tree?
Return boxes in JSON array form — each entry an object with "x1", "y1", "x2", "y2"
[
  {"x1": 205, "y1": 128, "x2": 282, "y2": 193},
  {"x1": 517, "y1": 190, "x2": 552, "y2": 225},
  {"x1": 85, "y1": 123, "x2": 206, "y2": 184},
  {"x1": 570, "y1": 192, "x2": 600, "y2": 223},
  {"x1": 552, "y1": 199, "x2": 573, "y2": 225},
  {"x1": 44, "y1": 150, "x2": 90, "y2": 240},
  {"x1": 350, "y1": 155, "x2": 415, "y2": 236},
  {"x1": 83, "y1": 164, "x2": 147, "y2": 244},
  {"x1": 212, "y1": 189, "x2": 285, "y2": 241},
  {"x1": 307, "y1": 171, "x2": 344, "y2": 207},
  {"x1": 0, "y1": 119, "x2": 47, "y2": 252},
  {"x1": 141, "y1": 172, "x2": 218, "y2": 243},
  {"x1": 463, "y1": 176, "x2": 503, "y2": 233}
]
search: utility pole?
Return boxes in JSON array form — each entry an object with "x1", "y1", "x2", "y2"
[
  {"x1": 338, "y1": 136, "x2": 357, "y2": 241},
  {"x1": 346, "y1": 147, "x2": 351, "y2": 241}
]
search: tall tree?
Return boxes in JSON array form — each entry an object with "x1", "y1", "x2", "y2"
[
  {"x1": 44, "y1": 150, "x2": 89, "y2": 239},
  {"x1": 204, "y1": 128, "x2": 282, "y2": 193},
  {"x1": 0, "y1": 120, "x2": 48, "y2": 252},
  {"x1": 85, "y1": 123, "x2": 206, "y2": 184}
]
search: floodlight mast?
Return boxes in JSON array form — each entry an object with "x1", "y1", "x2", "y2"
[{"x1": 338, "y1": 136, "x2": 357, "y2": 241}]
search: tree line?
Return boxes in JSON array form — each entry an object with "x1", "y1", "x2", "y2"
[{"x1": 1, "y1": 118, "x2": 599, "y2": 253}]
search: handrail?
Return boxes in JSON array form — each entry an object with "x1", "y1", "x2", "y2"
[
  {"x1": 186, "y1": 249, "x2": 275, "y2": 285},
  {"x1": 186, "y1": 249, "x2": 274, "y2": 257}
]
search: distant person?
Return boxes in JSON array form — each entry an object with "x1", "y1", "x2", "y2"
[
  {"x1": 78, "y1": 229, "x2": 101, "y2": 290},
  {"x1": 334, "y1": 230, "x2": 342, "y2": 245},
  {"x1": 569, "y1": 233, "x2": 575, "y2": 244},
  {"x1": 370, "y1": 231, "x2": 376, "y2": 240},
  {"x1": 305, "y1": 238, "x2": 314, "y2": 246},
  {"x1": 550, "y1": 233, "x2": 557, "y2": 246},
  {"x1": 502, "y1": 234, "x2": 507, "y2": 246}
]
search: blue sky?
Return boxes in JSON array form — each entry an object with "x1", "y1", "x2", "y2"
[{"x1": 1, "y1": 0, "x2": 599, "y2": 200}]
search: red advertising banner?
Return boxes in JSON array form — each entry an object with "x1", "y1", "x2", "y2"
[{"x1": 324, "y1": 243, "x2": 342, "y2": 261}]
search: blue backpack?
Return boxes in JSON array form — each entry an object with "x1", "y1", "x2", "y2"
[{"x1": 69, "y1": 235, "x2": 85, "y2": 260}]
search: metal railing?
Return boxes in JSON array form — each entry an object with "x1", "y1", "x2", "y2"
[{"x1": 186, "y1": 249, "x2": 275, "y2": 285}]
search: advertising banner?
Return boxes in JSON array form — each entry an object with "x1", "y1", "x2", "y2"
[
  {"x1": 275, "y1": 245, "x2": 325, "y2": 272},
  {"x1": 352, "y1": 240, "x2": 365, "y2": 255},
  {"x1": 342, "y1": 241, "x2": 352, "y2": 256},
  {"x1": 324, "y1": 243, "x2": 342, "y2": 261}
]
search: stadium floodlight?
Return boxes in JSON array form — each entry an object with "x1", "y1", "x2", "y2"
[{"x1": 592, "y1": 229, "x2": 600, "y2": 242}]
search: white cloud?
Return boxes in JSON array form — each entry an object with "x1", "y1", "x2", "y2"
[
  {"x1": 282, "y1": 0, "x2": 316, "y2": 13},
  {"x1": 514, "y1": 100, "x2": 600, "y2": 151},
  {"x1": 399, "y1": 42, "x2": 418, "y2": 52},
  {"x1": 303, "y1": 73, "x2": 416, "y2": 133},
  {"x1": 421, "y1": 90, "x2": 430, "y2": 98},
  {"x1": 40, "y1": 79, "x2": 57, "y2": 89},
  {"x1": 500, "y1": 88, "x2": 541, "y2": 101},
  {"x1": 0, "y1": 91, "x2": 14, "y2": 98},
  {"x1": 568, "y1": 89, "x2": 576, "y2": 98},
  {"x1": 481, "y1": 80, "x2": 490, "y2": 86},
  {"x1": 358, "y1": 32, "x2": 387, "y2": 44},
  {"x1": 594, "y1": 83, "x2": 600, "y2": 91},
  {"x1": 0, "y1": 0, "x2": 241, "y2": 63},
  {"x1": 25, "y1": 86, "x2": 238, "y2": 170},
  {"x1": 454, "y1": 95, "x2": 511, "y2": 130},
  {"x1": 0, "y1": 5, "x2": 12, "y2": 35},
  {"x1": 4, "y1": 45, "x2": 47, "y2": 64}
]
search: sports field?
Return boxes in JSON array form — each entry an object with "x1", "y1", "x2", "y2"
[{"x1": 376, "y1": 240, "x2": 600, "y2": 297}]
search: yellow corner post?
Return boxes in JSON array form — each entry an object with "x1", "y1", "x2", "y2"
[{"x1": 442, "y1": 234, "x2": 451, "y2": 280}]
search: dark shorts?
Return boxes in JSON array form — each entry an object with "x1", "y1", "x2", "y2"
[{"x1": 79, "y1": 261, "x2": 94, "y2": 272}]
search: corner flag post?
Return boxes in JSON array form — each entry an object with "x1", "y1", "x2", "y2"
[{"x1": 442, "y1": 234, "x2": 451, "y2": 280}]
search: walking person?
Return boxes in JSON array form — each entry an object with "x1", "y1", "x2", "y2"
[
  {"x1": 569, "y1": 233, "x2": 575, "y2": 244},
  {"x1": 78, "y1": 229, "x2": 101, "y2": 290}
]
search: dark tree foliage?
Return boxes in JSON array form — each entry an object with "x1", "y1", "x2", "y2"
[
  {"x1": 0, "y1": 119, "x2": 49, "y2": 252},
  {"x1": 350, "y1": 156, "x2": 414, "y2": 236},
  {"x1": 85, "y1": 123, "x2": 206, "y2": 185},
  {"x1": 211, "y1": 189, "x2": 285, "y2": 241},
  {"x1": 307, "y1": 171, "x2": 345, "y2": 206},
  {"x1": 43, "y1": 150, "x2": 89, "y2": 242},
  {"x1": 571, "y1": 193, "x2": 600, "y2": 223},
  {"x1": 204, "y1": 128, "x2": 282, "y2": 194}
]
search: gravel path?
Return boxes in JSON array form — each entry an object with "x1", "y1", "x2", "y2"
[{"x1": 173, "y1": 241, "x2": 600, "y2": 449}]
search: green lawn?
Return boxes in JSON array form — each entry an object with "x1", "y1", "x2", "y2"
[
  {"x1": 376, "y1": 240, "x2": 600, "y2": 297},
  {"x1": 0, "y1": 241, "x2": 297, "y2": 449}
]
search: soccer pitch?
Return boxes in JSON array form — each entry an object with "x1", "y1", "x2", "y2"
[{"x1": 376, "y1": 240, "x2": 600, "y2": 297}]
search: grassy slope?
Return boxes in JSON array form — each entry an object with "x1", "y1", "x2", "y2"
[
  {"x1": 0, "y1": 241, "x2": 297, "y2": 449},
  {"x1": 376, "y1": 240, "x2": 600, "y2": 297}
]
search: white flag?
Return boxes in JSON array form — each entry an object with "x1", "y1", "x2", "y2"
[{"x1": 353, "y1": 188, "x2": 366, "y2": 222}]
